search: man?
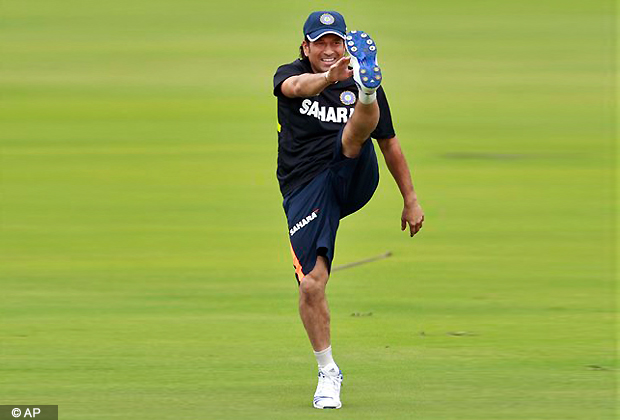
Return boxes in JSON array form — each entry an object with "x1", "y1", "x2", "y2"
[{"x1": 273, "y1": 11, "x2": 424, "y2": 409}]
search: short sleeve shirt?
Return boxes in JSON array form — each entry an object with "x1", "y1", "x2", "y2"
[{"x1": 273, "y1": 59, "x2": 395, "y2": 197}]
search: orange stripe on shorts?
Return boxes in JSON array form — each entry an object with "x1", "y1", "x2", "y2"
[{"x1": 289, "y1": 243, "x2": 305, "y2": 282}]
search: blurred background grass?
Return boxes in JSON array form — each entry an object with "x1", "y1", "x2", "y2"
[{"x1": 0, "y1": 0, "x2": 616, "y2": 419}]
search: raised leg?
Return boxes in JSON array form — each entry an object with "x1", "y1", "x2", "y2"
[{"x1": 341, "y1": 100, "x2": 379, "y2": 158}]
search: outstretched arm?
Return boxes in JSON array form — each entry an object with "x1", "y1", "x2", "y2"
[
  {"x1": 280, "y1": 57, "x2": 353, "y2": 98},
  {"x1": 377, "y1": 136, "x2": 425, "y2": 237}
]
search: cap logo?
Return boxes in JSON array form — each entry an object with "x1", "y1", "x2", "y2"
[
  {"x1": 340, "y1": 91, "x2": 356, "y2": 105},
  {"x1": 320, "y1": 13, "x2": 335, "y2": 25}
]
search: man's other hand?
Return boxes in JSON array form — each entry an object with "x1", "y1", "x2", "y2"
[{"x1": 401, "y1": 201, "x2": 424, "y2": 237}]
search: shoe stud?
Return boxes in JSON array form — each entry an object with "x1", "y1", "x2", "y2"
[{"x1": 369, "y1": 46, "x2": 376, "y2": 51}]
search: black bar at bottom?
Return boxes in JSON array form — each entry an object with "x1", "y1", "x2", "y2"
[{"x1": 0, "y1": 406, "x2": 58, "y2": 420}]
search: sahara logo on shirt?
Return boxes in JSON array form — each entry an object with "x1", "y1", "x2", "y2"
[
  {"x1": 299, "y1": 99, "x2": 354, "y2": 123},
  {"x1": 290, "y1": 209, "x2": 320, "y2": 237}
]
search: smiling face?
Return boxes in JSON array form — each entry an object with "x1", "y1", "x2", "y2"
[{"x1": 302, "y1": 34, "x2": 346, "y2": 73}]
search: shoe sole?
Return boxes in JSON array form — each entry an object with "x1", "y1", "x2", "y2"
[
  {"x1": 313, "y1": 402, "x2": 342, "y2": 409},
  {"x1": 346, "y1": 31, "x2": 381, "y2": 89}
]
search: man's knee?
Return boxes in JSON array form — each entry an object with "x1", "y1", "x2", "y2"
[
  {"x1": 299, "y1": 257, "x2": 329, "y2": 301},
  {"x1": 299, "y1": 275, "x2": 323, "y2": 302}
]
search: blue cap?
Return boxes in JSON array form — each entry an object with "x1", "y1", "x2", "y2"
[{"x1": 303, "y1": 11, "x2": 347, "y2": 42}]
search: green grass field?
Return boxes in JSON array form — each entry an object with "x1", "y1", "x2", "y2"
[{"x1": 1, "y1": 0, "x2": 616, "y2": 418}]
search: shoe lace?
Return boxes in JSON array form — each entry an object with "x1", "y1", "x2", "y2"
[{"x1": 317, "y1": 370, "x2": 342, "y2": 395}]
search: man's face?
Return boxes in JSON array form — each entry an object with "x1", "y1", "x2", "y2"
[{"x1": 303, "y1": 34, "x2": 346, "y2": 73}]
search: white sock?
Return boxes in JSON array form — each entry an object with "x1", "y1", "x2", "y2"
[
  {"x1": 314, "y1": 346, "x2": 335, "y2": 369},
  {"x1": 358, "y1": 91, "x2": 377, "y2": 104}
]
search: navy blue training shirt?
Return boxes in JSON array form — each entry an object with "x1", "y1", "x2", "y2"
[{"x1": 273, "y1": 58, "x2": 395, "y2": 197}]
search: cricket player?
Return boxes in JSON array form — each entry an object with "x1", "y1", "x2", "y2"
[{"x1": 273, "y1": 11, "x2": 424, "y2": 409}]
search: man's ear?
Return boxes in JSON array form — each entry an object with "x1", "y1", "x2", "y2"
[{"x1": 302, "y1": 40, "x2": 310, "y2": 58}]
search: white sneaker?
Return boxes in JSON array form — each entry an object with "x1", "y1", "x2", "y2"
[
  {"x1": 313, "y1": 363, "x2": 343, "y2": 409},
  {"x1": 346, "y1": 30, "x2": 382, "y2": 95}
]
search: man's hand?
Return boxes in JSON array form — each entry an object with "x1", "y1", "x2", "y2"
[
  {"x1": 401, "y1": 200, "x2": 424, "y2": 237},
  {"x1": 326, "y1": 57, "x2": 353, "y2": 83}
]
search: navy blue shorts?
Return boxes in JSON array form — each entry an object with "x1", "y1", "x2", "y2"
[{"x1": 283, "y1": 133, "x2": 379, "y2": 283}]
